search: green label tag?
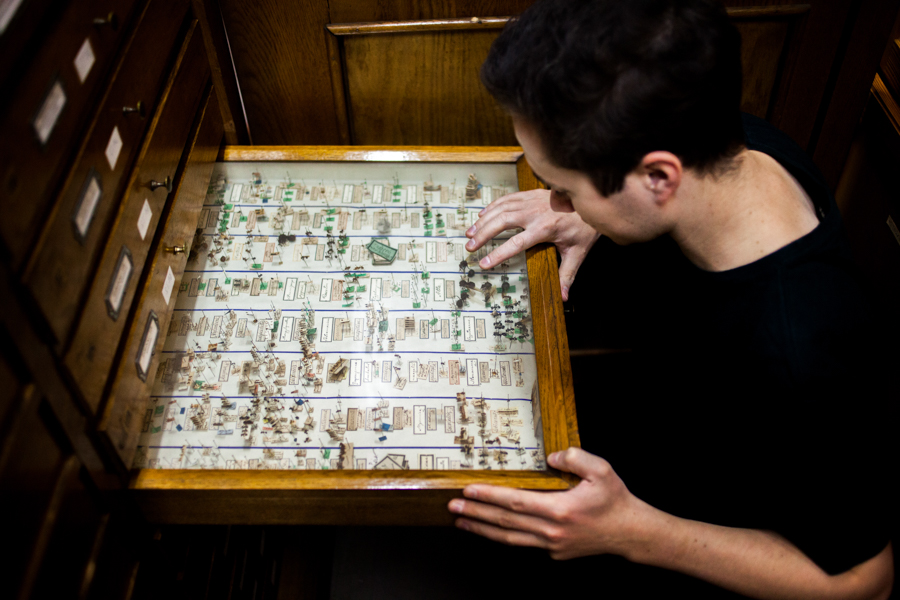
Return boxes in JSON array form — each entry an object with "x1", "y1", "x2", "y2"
[{"x1": 366, "y1": 238, "x2": 398, "y2": 262}]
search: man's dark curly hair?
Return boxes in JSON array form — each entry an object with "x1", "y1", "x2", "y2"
[{"x1": 481, "y1": 0, "x2": 745, "y2": 196}]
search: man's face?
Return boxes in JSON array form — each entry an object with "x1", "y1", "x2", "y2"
[{"x1": 513, "y1": 117, "x2": 671, "y2": 245}]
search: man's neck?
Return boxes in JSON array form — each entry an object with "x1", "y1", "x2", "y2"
[{"x1": 669, "y1": 149, "x2": 819, "y2": 272}]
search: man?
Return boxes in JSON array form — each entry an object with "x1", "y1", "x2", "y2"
[{"x1": 448, "y1": 0, "x2": 894, "y2": 598}]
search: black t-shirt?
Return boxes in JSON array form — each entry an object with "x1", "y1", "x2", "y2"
[
  {"x1": 329, "y1": 116, "x2": 895, "y2": 600},
  {"x1": 574, "y1": 113, "x2": 894, "y2": 595}
]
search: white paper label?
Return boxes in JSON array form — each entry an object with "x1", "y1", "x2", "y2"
[
  {"x1": 138, "y1": 317, "x2": 159, "y2": 376},
  {"x1": 107, "y1": 251, "x2": 132, "y2": 315},
  {"x1": 230, "y1": 183, "x2": 243, "y2": 204},
  {"x1": 162, "y1": 267, "x2": 175, "y2": 304},
  {"x1": 74, "y1": 174, "x2": 101, "y2": 238},
  {"x1": 105, "y1": 126, "x2": 123, "y2": 170},
  {"x1": 0, "y1": 0, "x2": 25, "y2": 34},
  {"x1": 137, "y1": 199, "x2": 152, "y2": 240},
  {"x1": 33, "y1": 80, "x2": 66, "y2": 144},
  {"x1": 74, "y1": 38, "x2": 95, "y2": 83}
]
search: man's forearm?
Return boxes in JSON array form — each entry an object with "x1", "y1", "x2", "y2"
[{"x1": 625, "y1": 497, "x2": 893, "y2": 600}]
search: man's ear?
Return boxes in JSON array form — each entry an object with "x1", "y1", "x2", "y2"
[{"x1": 639, "y1": 151, "x2": 682, "y2": 204}]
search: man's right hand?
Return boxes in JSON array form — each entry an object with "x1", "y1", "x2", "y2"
[{"x1": 465, "y1": 189, "x2": 601, "y2": 301}]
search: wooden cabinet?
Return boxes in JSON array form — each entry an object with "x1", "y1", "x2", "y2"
[
  {"x1": 100, "y1": 87, "x2": 224, "y2": 467},
  {"x1": 0, "y1": 0, "x2": 142, "y2": 268},
  {"x1": 21, "y1": 0, "x2": 192, "y2": 347},
  {"x1": 0, "y1": 0, "x2": 225, "y2": 597},
  {"x1": 65, "y1": 20, "x2": 214, "y2": 414}
]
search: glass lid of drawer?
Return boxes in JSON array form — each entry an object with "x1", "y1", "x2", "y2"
[{"x1": 134, "y1": 161, "x2": 546, "y2": 472}]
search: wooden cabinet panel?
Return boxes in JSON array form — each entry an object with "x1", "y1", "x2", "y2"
[
  {"x1": 343, "y1": 30, "x2": 516, "y2": 146},
  {"x1": 29, "y1": 465, "x2": 107, "y2": 600},
  {"x1": 99, "y1": 86, "x2": 224, "y2": 468},
  {"x1": 736, "y1": 20, "x2": 790, "y2": 118},
  {"x1": 22, "y1": 0, "x2": 191, "y2": 347},
  {"x1": 66, "y1": 22, "x2": 210, "y2": 414},
  {"x1": 218, "y1": 0, "x2": 341, "y2": 145},
  {"x1": 0, "y1": 0, "x2": 141, "y2": 267},
  {"x1": 329, "y1": 0, "x2": 534, "y2": 22},
  {"x1": 0, "y1": 0, "x2": 61, "y2": 86},
  {"x1": 0, "y1": 391, "x2": 75, "y2": 599}
]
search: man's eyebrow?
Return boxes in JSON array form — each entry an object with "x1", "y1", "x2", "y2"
[{"x1": 532, "y1": 171, "x2": 549, "y2": 188}]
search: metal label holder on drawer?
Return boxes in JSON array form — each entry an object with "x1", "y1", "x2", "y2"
[{"x1": 127, "y1": 145, "x2": 580, "y2": 526}]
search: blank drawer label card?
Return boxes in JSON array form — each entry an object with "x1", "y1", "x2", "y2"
[
  {"x1": 162, "y1": 267, "x2": 175, "y2": 304},
  {"x1": 136, "y1": 312, "x2": 159, "y2": 381},
  {"x1": 138, "y1": 199, "x2": 152, "y2": 239},
  {"x1": 72, "y1": 170, "x2": 101, "y2": 241},
  {"x1": 105, "y1": 246, "x2": 133, "y2": 320},
  {"x1": 105, "y1": 126, "x2": 123, "y2": 170},
  {"x1": 74, "y1": 37, "x2": 95, "y2": 83},
  {"x1": 33, "y1": 79, "x2": 66, "y2": 145}
]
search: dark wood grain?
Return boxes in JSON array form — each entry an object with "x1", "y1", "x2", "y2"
[
  {"x1": 0, "y1": 0, "x2": 141, "y2": 268},
  {"x1": 66, "y1": 23, "x2": 210, "y2": 415},
  {"x1": 736, "y1": 20, "x2": 790, "y2": 118},
  {"x1": 99, "y1": 86, "x2": 223, "y2": 470},
  {"x1": 218, "y1": 0, "x2": 341, "y2": 145},
  {"x1": 329, "y1": 0, "x2": 535, "y2": 23},
  {"x1": 191, "y1": 0, "x2": 249, "y2": 144},
  {"x1": 880, "y1": 39, "x2": 900, "y2": 101},
  {"x1": 0, "y1": 260, "x2": 114, "y2": 492},
  {"x1": 325, "y1": 27, "x2": 352, "y2": 144},
  {"x1": 757, "y1": 0, "x2": 854, "y2": 149},
  {"x1": 22, "y1": 0, "x2": 192, "y2": 347},
  {"x1": 812, "y1": 0, "x2": 900, "y2": 190},
  {"x1": 343, "y1": 30, "x2": 517, "y2": 145}
]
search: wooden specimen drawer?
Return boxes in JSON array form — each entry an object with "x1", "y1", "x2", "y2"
[
  {"x1": 128, "y1": 147, "x2": 579, "y2": 525},
  {"x1": 66, "y1": 22, "x2": 210, "y2": 414},
  {"x1": 99, "y1": 86, "x2": 224, "y2": 467},
  {"x1": 0, "y1": 0, "x2": 140, "y2": 267},
  {"x1": 22, "y1": 0, "x2": 191, "y2": 347}
]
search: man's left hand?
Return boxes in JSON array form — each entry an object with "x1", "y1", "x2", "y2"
[{"x1": 448, "y1": 447, "x2": 648, "y2": 560}]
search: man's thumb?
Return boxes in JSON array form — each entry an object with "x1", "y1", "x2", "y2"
[
  {"x1": 548, "y1": 447, "x2": 610, "y2": 481},
  {"x1": 558, "y1": 252, "x2": 582, "y2": 301}
]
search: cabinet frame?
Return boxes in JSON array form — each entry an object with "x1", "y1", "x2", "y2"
[{"x1": 130, "y1": 145, "x2": 579, "y2": 525}]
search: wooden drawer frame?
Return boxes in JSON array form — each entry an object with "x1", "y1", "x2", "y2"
[{"x1": 130, "y1": 146, "x2": 580, "y2": 525}]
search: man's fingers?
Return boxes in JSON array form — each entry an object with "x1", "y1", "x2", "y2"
[
  {"x1": 449, "y1": 497, "x2": 552, "y2": 535},
  {"x1": 558, "y1": 249, "x2": 586, "y2": 302},
  {"x1": 478, "y1": 231, "x2": 534, "y2": 269},
  {"x1": 454, "y1": 518, "x2": 548, "y2": 549},
  {"x1": 465, "y1": 208, "x2": 528, "y2": 252},
  {"x1": 547, "y1": 447, "x2": 611, "y2": 482},
  {"x1": 460, "y1": 484, "x2": 561, "y2": 520}
]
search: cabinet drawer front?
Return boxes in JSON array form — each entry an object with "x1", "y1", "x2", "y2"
[
  {"x1": 99, "y1": 87, "x2": 223, "y2": 466},
  {"x1": 22, "y1": 0, "x2": 191, "y2": 346},
  {"x1": 0, "y1": 0, "x2": 140, "y2": 266},
  {"x1": 66, "y1": 23, "x2": 209, "y2": 414}
]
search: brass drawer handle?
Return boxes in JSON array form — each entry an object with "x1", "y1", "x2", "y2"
[
  {"x1": 93, "y1": 12, "x2": 119, "y2": 30},
  {"x1": 149, "y1": 176, "x2": 172, "y2": 193},
  {"x1": 164, "y1": 243, "x2": 185, "y2": 254},
  {"x1": 122, "y1": 101, "x2": 145, "y2": 118}
]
